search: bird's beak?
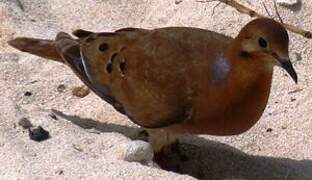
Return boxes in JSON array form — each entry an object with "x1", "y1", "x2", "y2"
[{"x1": 272, "y1": 52, "x2": 298, "y2": 84}]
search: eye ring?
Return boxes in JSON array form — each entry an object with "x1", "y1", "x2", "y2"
[{"x1": 258, "y1": 37, "x2": 267, "y2": 48}]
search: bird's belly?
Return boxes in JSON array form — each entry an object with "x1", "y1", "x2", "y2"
[{"x1": 166, "y1": 98, "x2": 268, "y2": 135}]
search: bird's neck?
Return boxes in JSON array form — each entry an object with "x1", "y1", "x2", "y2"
[{"x1": 224, "y1": 38, "x2": 274, "y2": 88}]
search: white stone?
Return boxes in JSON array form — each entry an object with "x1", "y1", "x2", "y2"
[{"x1": 119, "y1": 140, "x2": 154, "y2": 164}]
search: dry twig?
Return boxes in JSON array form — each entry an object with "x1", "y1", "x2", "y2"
[
  {"x1": 273, "y1": 0, "x2": 284, "y2": 24},
  {"x1": 261, "y1": 1, "x2": 272, "y2": 18},
  {"x1": 196, "y1": 0, "x2": 312, "y2": 39},
  {"x1": 211, "y1": 2, "x2": 222, "y2": 16}
]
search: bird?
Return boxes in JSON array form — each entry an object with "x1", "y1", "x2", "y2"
[{"x1": 8, "y1": 18, "x2": 297, "y2": 168}]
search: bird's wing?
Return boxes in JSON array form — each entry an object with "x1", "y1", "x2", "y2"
[{"x1": 77, "y1": 27, "x2": 232, "y2": 128}]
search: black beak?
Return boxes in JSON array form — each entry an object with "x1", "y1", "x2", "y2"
[
  {"x1": 281, "y1": 60, "x2": 298, "y2": 84},
  {"x1": 272, "y1": 53, "x2": 298, "y2": 84}
]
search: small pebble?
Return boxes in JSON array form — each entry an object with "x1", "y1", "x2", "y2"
[
  {"x1": 57, "y1": 84, "x2": 66, "y2": 93},
  {"x1": 72, "y1": 144, "x2": 83, "y2": 152},
  {"x1": 266, "y1": 128, "x2": 273, "y2": 132},
  {"x1": 29, "y1": 126, "x2": 50, "y2": 142},
  {"x1": 71, "y1": 85, "x2": 90, "y2": 98},
  {"x1": 291, "y1": 98, "x2": 296, "y2": 102},
  {"x1": 175, "y1": 0, "x2": 183, "y2": 5},
  {"x1": 48, "y1": 113, "x2": 58, "y2": 120},
  {"x1": 24, "y1": 91, "x2": 32, "y2": 96},
  {"x1": 18, "y1": 118, "x2": 33, "y2": 129},
  {"x1": 55, "y1": 169, "x2": 64, "y2": 175},
  {"x1": 295, "y1": 52, "x2": 302, "y2": 61},
  {"x1": 29, "y1": 80, "x2": 38, "y2": 84}
]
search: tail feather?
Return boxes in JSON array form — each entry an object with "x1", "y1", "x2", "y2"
[
  {"x1": 8, "y1": 33, "x2": 128, "y2": 116},
  {"x1": 7, "y1": 37, "x2": 63, "y2": 63}
]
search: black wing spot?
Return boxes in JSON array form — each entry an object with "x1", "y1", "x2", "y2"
[
  {"x1": 120, "y1": 61, "x2": 126, "y2": 76},
  {"x1": 106, "y1": 63, "x2": 113, "y2": 74},
  {"x1": 98, "y1": 43, "x2": 109, "y2": 52}
]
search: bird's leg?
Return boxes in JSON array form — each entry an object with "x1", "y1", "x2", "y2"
[
  {"x1": 146, "y1": 129, "x2": 187, "y2": 171},
  {"x1": 196, "y1": 0, "x2": 312, "y2": 39}
]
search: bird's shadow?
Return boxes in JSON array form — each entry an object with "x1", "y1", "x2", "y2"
[
  {"x1": 52, "y1": 110, "x2": 312, "y2": 180},
  {"x1": 51, "y1": 109, "x2": 143, "y2": 140}
]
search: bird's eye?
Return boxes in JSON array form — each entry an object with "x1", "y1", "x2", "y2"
[{"x1": 258, "y1": 37, "x2": 267, "y2": 48}]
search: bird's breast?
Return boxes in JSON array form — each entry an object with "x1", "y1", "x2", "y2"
[{"x1": 167, "y1": 67, "x2": 273, "y2": 135}]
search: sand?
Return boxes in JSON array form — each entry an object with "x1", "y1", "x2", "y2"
[{"x1": 0, "y1": 0, "x2": 311, "y2": 179}]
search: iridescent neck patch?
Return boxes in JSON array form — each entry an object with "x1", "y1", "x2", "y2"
[{"x1": 211, "y1": 55, "x2": 231, "y2": 84}]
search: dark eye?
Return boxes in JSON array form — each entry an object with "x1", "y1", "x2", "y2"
[
  {"x1": 98, "y1": 43, "x2": 109, "y2": 52},
  {"x1": 258, "y1": 37, "x2": 267, "y2": 48}
]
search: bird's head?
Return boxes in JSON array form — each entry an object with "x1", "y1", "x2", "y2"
[{"x1": 235, "y1": 18, "x2": 297, "y2": 83}]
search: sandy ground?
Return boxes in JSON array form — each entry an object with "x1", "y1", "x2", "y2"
[{"x1": 0, "y1": 0, "x2": 311, "y2": 179}]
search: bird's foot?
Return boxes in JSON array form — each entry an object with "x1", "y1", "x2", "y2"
[{"x1": 153, "y1": 140, "x2": 189, "y2": 172}]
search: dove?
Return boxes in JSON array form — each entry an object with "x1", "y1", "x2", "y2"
[{"x1": 8, "y1": 18, "x2": 297, "y2": 167}]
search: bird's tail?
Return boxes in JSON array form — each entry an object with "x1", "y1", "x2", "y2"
[{"x1": 7, "y1": 37, "x2": 63, "y2": 63}]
